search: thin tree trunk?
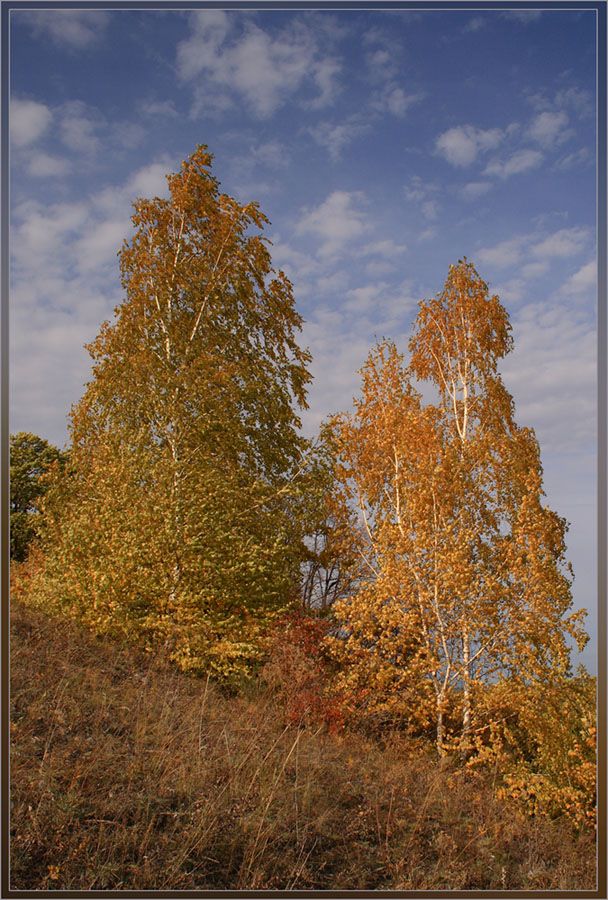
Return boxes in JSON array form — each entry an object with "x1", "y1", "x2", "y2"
[
  {"x1": 436, "y1": 692, "x2": 445, "y2": 756},
  {"x1": 462, "y1": 629, "x2": 472, "y2": 753}
]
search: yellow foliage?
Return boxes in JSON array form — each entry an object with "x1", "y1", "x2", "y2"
[{"x1": 474, "y1": 676, "x2": 596, "y2": 830}]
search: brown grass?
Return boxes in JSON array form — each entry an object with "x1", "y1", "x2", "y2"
[{"x1": 10, "y1": 599, "x2": 596, "y2": 891}]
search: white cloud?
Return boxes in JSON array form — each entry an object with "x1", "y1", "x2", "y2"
[
  {"x1": 367, "y1": 47, "x2": 393, "y2": 77},
  {"x1": 501, "y1": 10, "x2": 542, "y2": 23},
  {"x1": 75, "y1": 220, "x2": 129, "y2": 274},
  {"x1": 490, "y1": 278, "x2": 526, "y2": 305},
  {"x1": 521, "y1": 260, "x2": 549, "y2": 279},
  {"x1": 142, "y1": 99, "x2": 179, "y2": 119},
  {"x1": 21, "y1": 9, "x2": 111, "y2": 49},
  {"x1": 531, "y1": 227, "x2": 589, "y2": 259},
  {"x1": 15, "y1": 97, "x2": 156, "y2": 175},
  {"x1": 554, "y1": 148, "x2": 591, "y2": 170},
  {"x1": 11, "y1": 159, "x2": 178, "y2": 287},
  {"x1": 9, "y1": 195, "x2": 126, "y2": 445},
  {"x1": 527, "y1": 87, "x2": 594, "y2": 124},
  {"x1": 405, "y1": 176, "x2": 440, "y2": 220},
  {"x1": 299, "y1": 329, "x2": 372, "y2": 435},
  {"x1": 421, "y1": 200, "x2": 439, "y2": 221},
  {"x1": 477, "y1": 227, "x2": 590, "y2": 279},
  {"x1": 307, "y1": 58, "x2": 342, "y2": 109},
  {"x1": 298, "y1": 279, "x2": 418, "y2": 435},
  {"x1": 233, "y1": 180, "x2": 273, "y2": 200},
  {"x1": 11, "y1": 99, "x2": 52, "y2": 147},
  {"x1": 227, "y1": 140, "x2": 290, "y2": 198},
  {"x1": 477, "y1": 236, "x2": 526, "y2": 269},
  {"x1": 295, "y1": 190, "x2": 368, "y2": 257},
  {"x1": 315, "y1": 270, "x2": 350, "y2": 295},
  {"x1": 255, "y1": 140, "x2": 289, "y2": 168},
  {"x1": 405, "y1": 175, "x2": 438, "y2": 203},
  {"x1": 483, "y1": 148, "x2": 543, "y2": 178},
  {"x1": 12, "y1": 200, "x2": 89, "y2": 273},
  {"x1": 114, "y1": 122, "x2": 146, "y2": 152},
  {"x1": 463, "y1": 16, "x2": 488, "y2": 34},
  {"x1": 528, "y1": 110, "x2": 571, "y2": 147},
  {"x1": 8, "y1": 154, "x2": 182, "y2": 445},
  {"x1": 502, "y1": 300, "x2": 595, "y2": 454},
  {"x1": 363, "y1": 29, "x2": 405, "y2": 83},
  {"x1": 224, "y1": 28, "x2": 310, "y2": 116},
  {"x1": 463, "y1": 16, "x2": 486, "y2": 33},
  {"x1": 365, "y1": 260, "x2": 396, "y2": 278},
  {"x1": 10, "y1": 275, "x2": 116, "y2": 446},
  {"x1": 308, "y1": 117, "x2": 369, "y2": 160},
  {"x1": 561, "y1": 260, "x2": 596, "y2": 297},
  {"x1": 87, "y1": 160, "x2": 171, "y2": 220},
  {"x1": 435, "y1": 124, "x2": 503, "y2": 167},
  {"x1": 177, "y1": 12, "x2": 339, "y2": 118},
  {"x1": 27, "y1": 152, "x2": 70, "y2": 177},
  {"x1": 267, "y1": 236, "x2": 321, "y2": 285},
  {"x1": 372, "y1": 84, "x2": 422, "y2": 117},
  {"x1": 176, "y1": 9, "x2": 231, "y2": 81},
  {"x1": 41, "y1": 100, "x2": 146, "y2": 166},
  {"x1": 59, "y1": 100, "x2": 101, "y2": 155},
  {"x1": 476, "y1": 228, "x2": 591, "y2": 305},
  {"x1": 460, "y1": 181, "x2": 492, "y2": 200},
  {"x1": 363, "y1": 239, "x2": 407, "y2": 258},
  {"x1": 127, "y1": 162, "x2": 172, "y2": 200},
  {"x1": 344, "y1": 282, "x2": 389, "y2": 313},
  {"x1": 555, "y1": 87, "x2": 594, "y2": 118}
]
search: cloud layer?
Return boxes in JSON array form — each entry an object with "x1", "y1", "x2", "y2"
[{"x1": 177, "y1": 11, "x2": 341, "y2": 117}]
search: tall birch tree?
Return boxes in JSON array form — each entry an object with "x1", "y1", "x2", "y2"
[
  {"x1": 330, "y1": 260, "x2": 587, "y2": 750},
  {"x1": 32, "y1": 145, "x2": 312, "y2": 679}
]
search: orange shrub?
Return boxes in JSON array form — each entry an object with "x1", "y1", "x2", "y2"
[{"x1": 262, "y1": 611, "x2": 350, "y2": 732}]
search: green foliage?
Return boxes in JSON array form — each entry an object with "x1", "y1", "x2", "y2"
[
  {"x1": 10, "y1": 432, "x2": 65, "y2": 561},
  {"x1": 28, "y1": 145, "x2": 313, "y2": 681}
]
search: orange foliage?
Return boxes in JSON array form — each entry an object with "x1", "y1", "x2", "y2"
[{"x1": 263, "y1": 611, "x2": 355, "y2": 732}]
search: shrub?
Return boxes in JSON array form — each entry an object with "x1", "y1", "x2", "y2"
[{"x1": 262, "y1": 610, "x2": 349, "y2": 732}]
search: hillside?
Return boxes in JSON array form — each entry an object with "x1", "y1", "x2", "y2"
[{"x1": 10, "y1": 600, "x2": 595, "y2": 892}]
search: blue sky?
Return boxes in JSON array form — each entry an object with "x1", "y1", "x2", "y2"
[{"x1": 9, "y1": 5, "x2": 598, "y2": 670}]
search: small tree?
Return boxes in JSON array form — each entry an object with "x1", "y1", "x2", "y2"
[
  {"x1": 298, "y1": 424, "x2": 358, "y2": 612},
  {"x1": 330, "y1": 260, "x2": 588, "y2": 750},
  {"x1": 10, "y1": 432, "x2": 64, "y2": 562},
  {"x1": 32, "y1": 146, "x2": 312, "y2": 680}
]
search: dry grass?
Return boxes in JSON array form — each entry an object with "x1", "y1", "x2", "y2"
[{"x1": 10, "y1": 600, "x2": 596, "y2": 891}]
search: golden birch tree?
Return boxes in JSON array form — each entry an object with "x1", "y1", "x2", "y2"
[
  {"x1": 330, "y1": 260, "x2": 588, "y2": 750},
  {"x1": 31, "y1": 145, "x2": 312, "y2": 680}
]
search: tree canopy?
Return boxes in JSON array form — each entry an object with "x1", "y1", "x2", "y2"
[
  {"x1": 18, "y1": 155, "x2": 589, "y2": 761},
  {"x1": 30, "y1": 145, "x2": 313, "y2": 679},
  {"x1": 10, "y1": 432, "x2": 65, "y2": 562},
  {"x1": 12, "y1": 168, "x2": 594, "y2": 836},
  {"x1": 329, "y1": 259, "x2": 587, "y2": 751}
]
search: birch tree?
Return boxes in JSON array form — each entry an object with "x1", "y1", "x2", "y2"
[
  {"x1": 330, "y1": 260, "x2": 587, "y2": 750},
  {"x1": 32, "y1": 146, "x2": 312, "y2": 679}
]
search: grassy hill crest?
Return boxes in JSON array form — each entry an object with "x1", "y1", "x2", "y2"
[{"x1": 10, "y1": 599, "x2": 595, "y2": 892}]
